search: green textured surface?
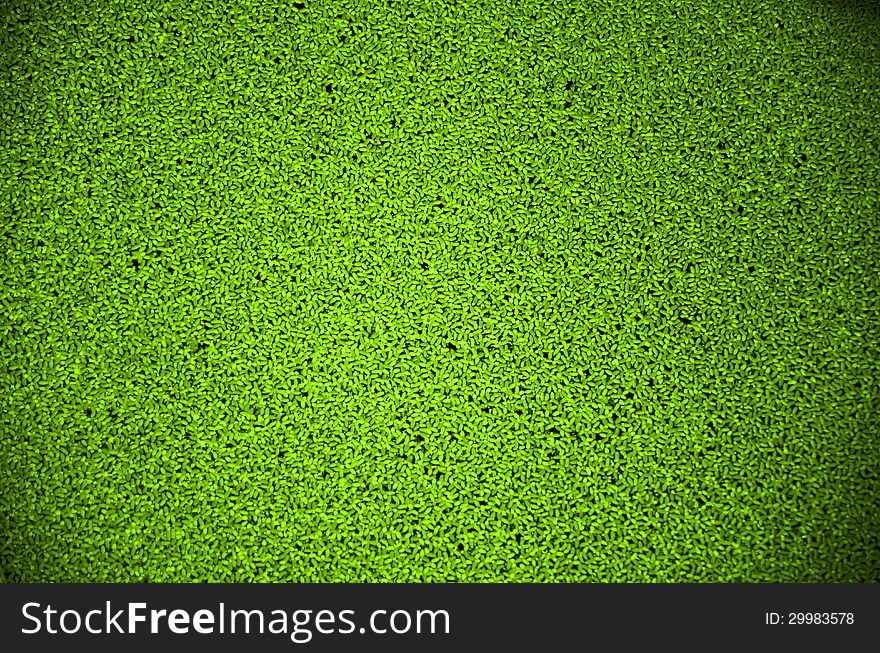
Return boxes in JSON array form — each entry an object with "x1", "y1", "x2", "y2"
[{"x1": 2, "y1": 0, "x2": 879, "y2": 582}]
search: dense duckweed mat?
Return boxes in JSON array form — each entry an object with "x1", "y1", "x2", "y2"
[{"x1": 2, "y1": 0, "x2": 879, "y2": 581}]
